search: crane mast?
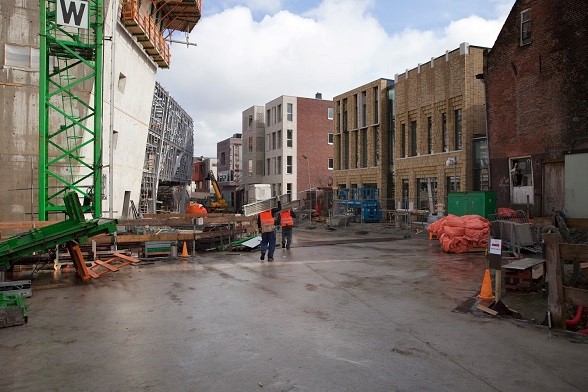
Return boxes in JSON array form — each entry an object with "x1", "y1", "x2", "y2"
[{"x1": 39, "y1": 0, "x2": 104, "y2": 220}]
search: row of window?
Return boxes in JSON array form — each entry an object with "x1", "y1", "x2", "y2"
[
  {"x1": 400, "y1": 109, "x2": 462, "y2": 158},
  {"x1": 261, "y1": 156, "x2": 334, "y2": 176}
]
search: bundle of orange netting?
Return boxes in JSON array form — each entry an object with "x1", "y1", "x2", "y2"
[{"x1": 427, "y1": 214, "x2": 491, "y2": 253}]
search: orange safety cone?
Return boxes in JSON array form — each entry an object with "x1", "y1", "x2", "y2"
[
  {"x1": 477, "y1": 268, "x2": 495, "y2": 301},
  {"x1": 181, "y1": 241, "x2": 189, "y2": 258}
]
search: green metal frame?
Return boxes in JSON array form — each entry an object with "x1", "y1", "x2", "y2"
[
  {"x1": 0, "y1": 192, "x2": 117, "y2": 270},
  {"x1": 39, "y1": 0, "x2": 104, "y2": 220}
]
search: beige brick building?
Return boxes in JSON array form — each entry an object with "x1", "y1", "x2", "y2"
[
  {"x1": 333, "y1": 78, "x2": 395, "y2": 208},
  {"x1": 394, "y1": 43, "x2": 488, "y2": 213}
]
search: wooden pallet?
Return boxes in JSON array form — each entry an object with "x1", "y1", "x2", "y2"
[{"x1": 87, "y1": 253, "x2": 140, "y2": 279}]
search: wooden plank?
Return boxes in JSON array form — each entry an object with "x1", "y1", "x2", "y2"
[
  {"x1": 502, "y1": 257, "x2": 544, "y2": 270},
  {"x1": 544, "y1": 233, "x2": 566, "y2": 329},
  {"x1": 93, "y1": 259, "x2": 119, "y2": 272},
  {"x1": 92, "y1": 229, "x2": 245, "y2": 244},
  {"x1": 564, "y1": 287, "x2": 588, "y2": 306},
  {"x1": 566, "y1": 218, "x2": 588, "y2": 230},
  {"x1": 476, "y1": 304, "x2": 498, "y2": 316},
  {"x1": 113, "y1": 253, "x2": 140, "y2": 263},
  {"x1": 559, "y1": 243, "x2": 588, "y2": 264}
]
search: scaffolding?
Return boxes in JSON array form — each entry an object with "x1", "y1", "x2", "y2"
[{"x1": 140, "y1": 82, "x2": 194, "y2": 214}]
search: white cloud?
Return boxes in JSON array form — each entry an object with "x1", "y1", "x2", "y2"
[{"x1": 157, "y1": 0, "x2": 511, "y2": 157}]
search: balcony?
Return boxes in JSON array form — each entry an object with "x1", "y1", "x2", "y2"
[
  {"x1": 157, "y1": 0, "x2": 202, "y2": 32},
  {"x1": 120, "y1": 0, "x2": 202, "y2": 68},
  {"x1": 121, "y1": 0, "x2": 171, "y2": 68}
]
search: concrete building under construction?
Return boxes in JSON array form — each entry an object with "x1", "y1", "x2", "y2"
[{"x1": 0, "y1": 0, "x2": 201, "y2": 221}]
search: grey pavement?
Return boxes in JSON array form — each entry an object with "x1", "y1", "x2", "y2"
[{"x1": 1, "y1": 225, "x2": 587, "y2": 391}]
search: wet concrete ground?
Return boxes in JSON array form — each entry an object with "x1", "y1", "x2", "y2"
[{"x1": 1, "y1": 224, "x2": 587, "y2": 391}]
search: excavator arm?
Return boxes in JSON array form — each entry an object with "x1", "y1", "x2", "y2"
[{"x1": 204, "y1": 171, "x2": 228, "y2": 211}]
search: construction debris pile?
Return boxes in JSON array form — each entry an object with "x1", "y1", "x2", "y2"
[{"x1": 428, "y1": 214, "x2": 490, "y2": 253}]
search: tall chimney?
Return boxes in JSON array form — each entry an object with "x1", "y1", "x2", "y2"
[{"x1": 315, "y1": 92, "x2": 322, "y2": 99}]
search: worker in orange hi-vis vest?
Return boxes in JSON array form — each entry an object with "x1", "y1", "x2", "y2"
[
  {"x1": 276, "y1": 208, "x2": 297, "y2": 249},
  {"x1": 257, "y1": 204, "x2": 280, "y2": 261}
]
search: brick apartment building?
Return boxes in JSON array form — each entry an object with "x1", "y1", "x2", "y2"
[
  {"x1": 242, "y1": 95, "x2": 334, "y2": 207},
  {"x1": 485, "y1": 0, "x2": 588, "y2": 217},
  {"x1": 394, "y1": 43, "x2": 488, "y2": 212},
  {"x1": 332, "y1": 79, "x2": 395, "y2": 207}
]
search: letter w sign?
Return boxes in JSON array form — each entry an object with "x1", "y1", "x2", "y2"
[{"x1": 57, "y1": 0, "x2": 89, "y2": 29}]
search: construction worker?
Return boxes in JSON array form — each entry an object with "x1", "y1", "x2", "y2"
[
  {"x1": 277, "y1": 208, "x2": 297, "y2": 249},
  {"x1": 257, "y1": 204, "x2": 280, "y2": 261}
]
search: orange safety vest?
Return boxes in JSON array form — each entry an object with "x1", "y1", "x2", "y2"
[
  {"x1": 280, "y1": 210, "x2": 294, "y2": 227},
  {"x1": 260, "y1": 210, "x2": 275, "y2": 233}
]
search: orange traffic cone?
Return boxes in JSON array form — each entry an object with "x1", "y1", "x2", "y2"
[
  {"x1": 477, "y1": 269, "x2": 495, "y2": 301},
  {"x1": 181, "y1": 241, "x2": 189, "y2": 258}
]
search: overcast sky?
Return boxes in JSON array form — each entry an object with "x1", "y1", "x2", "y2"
[{"x1": 156, "y1": 0, "x2": 515, "y2": 158}]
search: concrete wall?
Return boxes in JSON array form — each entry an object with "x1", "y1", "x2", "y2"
[
  {"x1": 0, "y1": 0, "x2": 43, "y2": 220},
  {"x1": 485, "y1": 0, "x2": 588, "y2": 215},
  {"x1": 0, "y1": 0, "x2": 157, "y2": 221},
  {"x1": 101, "y1": 1, "x2": 157, "y2": 218}
]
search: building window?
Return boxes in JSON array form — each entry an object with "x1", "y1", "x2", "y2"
[
  {"x1": 272, "y1": 157, "x2": 277, "y2": 176},
  {"x1": 336, "y1": 102, "x2": 341, "y2": 131},
  {"x1": 361, "y1": 91, "x2": 367, "y2": 128},
  {"x1": 417, "y1": 178, "x2": 438, "y2": 211},
  {"x1": 277, "y1": 104, "x2": 282, "y2": 122},
  {"x1": 277, "y1": 156, "x2": 282, "y2": 174},
  {"x1": 510, "y1": 156, "x2": 534, "y2": 204},
  {"x1": 287, "y1": 129, "x2": 293, "y2": 147},
  {"x1": 328, "y1": 133, "x2": 334, "y2": 144},
  {"x1": 266, "y1": 109, "x2": 270, "y2": 125},
  {"x1": 327, "y1": 107, "x2": 334, "y2": 120},
  {"x1": 248, "y1": 115, "x2": 253, "y2": 127},
  {"x1": 374, "y1": 126, "x2": 380, "y2": 166},
  {"x1": 410, "y1": 121, "x2": 417, "y2": 157},
  {"x1": 401, "y1": 123, "x2": 406, "y2": 158},
  {"x1": 266, "y1": 158, "x2": 270, "y2": 175},
  {"x1": 248, "y1": 160, "x2": 253, "y2": 176},
  {"x1": 4, "y1": 44, "x2": 39, "y2": 69},
  {"x1": 454, "y1": 109, "x2": 462, "y2": 150},
  {"x1": 287, "y1": 183, "x2": 292, "y2": 194},
  {"x1": 373, "y1": 86, "x2": 379, "y2": 124},
  {"x1": 342, "y1": 132, "x2": 349, "y2": 169},
  {"x1": 220, "y1": 152, "x2": 226, "y2": 165},
  {"x1": 401, "y1": 179, "x2": 410, "y2": 209},
  {"x1": 272, "y1": 132, "x2": 276, "y2": 150},
  {"x1": 442, "y1": 112, "x2": 448, "y2": 152},
  {"x1": 328, "y1": 158, "x2": 334, "y2": 170},
  {"x1": 354, "y1": 94, "x2": 358, "y2": 129},
  {"x1": 287, "y1": 103, "x2": 293, "y2": 121},
  {"x1": 520, "y1": 9, "x2": 532, "y2": 46},
  {"x1": 286, "y1": 156, "x2": 293, "y2": 174},
  {"x1": 361, "y1": 129, "x2": 368, "y2": 167},
  {"x1": 248, "y1": 137, "x2": 253, "y2": 152},
  {"x1": 427, "y1": 116, "x2": 433, "y2": 154}
]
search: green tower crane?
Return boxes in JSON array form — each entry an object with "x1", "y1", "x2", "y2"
[{"x1": 38, "y1": 0, "x2": 104, "y2": 220}]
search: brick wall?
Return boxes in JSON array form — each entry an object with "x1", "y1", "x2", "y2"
[
  {"x1": 485, "y1": 0, "x2": 588, "y2": 213},
  {"x1": 393, "y1": 45, "x2": 487, "y2": 210},
  {"x1": 332, "y1": 79, "x2": 393, "y2": 201},
  {"x1": 296, "y1": 97, "x2": 334, "y2": 193}
]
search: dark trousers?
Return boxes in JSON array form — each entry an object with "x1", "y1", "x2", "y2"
[
  {"x1": 260, "y1": 231, "x2": 276, "y2": 258},
  {"x1": 281, "y1": 226, "x2": 293, "y2": 248}
]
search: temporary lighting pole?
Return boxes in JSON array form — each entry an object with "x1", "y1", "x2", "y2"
[{"x1": 302, "y1": 155, "x2": 313, "y2": 228}]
